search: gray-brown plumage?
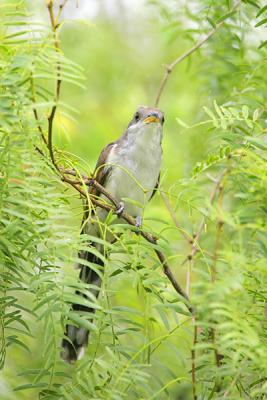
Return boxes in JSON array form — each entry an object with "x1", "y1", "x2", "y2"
[{"x1": 61, "y1": 106, "x2": 164, "y2": 363}]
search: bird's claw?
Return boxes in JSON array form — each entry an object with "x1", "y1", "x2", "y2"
[{"x1": 115, "y1": 201, "x2": 125, "y2": 216}]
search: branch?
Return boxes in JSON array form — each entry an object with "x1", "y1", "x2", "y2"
[
  {"x1": 210, "y1": 178, "x2": 225, "y2": 371},
  {"x1": 42, "y1": 1, "x2": 193, "y2": 315},
  {"x1": 154, "y1": 1, "x2": 241, "y2": 107},
  {"x1": 61, "y1": 168, "x2": 193, "y2": 314},
  {"x1": 181, "y1": 169, "x2": 228, "y2": 266},
  {"x1": 160, "y1": 191, "x2": 195, "y2": 297},
  {"x1": 30, "y1": 75, "x2": 47, "y2": 146},
  {"x1": 191, "y1": 317, "x2": 198, "y2": 400},
  {"x1": 46, "y1": 0, "x2": 68, "y2": 167},
  {"x1": 160, "y1": 191, "x2": 192, "y2": 245}
]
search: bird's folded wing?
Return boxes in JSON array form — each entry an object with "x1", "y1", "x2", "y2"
[{"x1": 90, "y1": 141, "x2": 116, "y2": 198}]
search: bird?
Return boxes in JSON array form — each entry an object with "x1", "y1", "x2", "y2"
[{"x1": 61, "y1": 105, "x2": 164, "y2": 363}]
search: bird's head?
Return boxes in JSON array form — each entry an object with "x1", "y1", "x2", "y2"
[{"x1": 128, "y1": 106, "x2": 165, "y2": 129}]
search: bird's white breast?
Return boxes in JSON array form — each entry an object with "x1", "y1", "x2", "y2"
[{"x1": 105, "y1": 123, "x2": 162, "y2": 216}]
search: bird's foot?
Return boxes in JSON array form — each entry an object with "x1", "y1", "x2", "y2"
[
  {"x1": 135, "y1": 216, "x2": 142, "y2": 234},
  {"x1": 115, "y1": 201, "x2": 125, "y2": 216}
]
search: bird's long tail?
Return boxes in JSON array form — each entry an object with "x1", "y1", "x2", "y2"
[{"x1": 61, "y1": 245, "x2": 103, "y2": 363}]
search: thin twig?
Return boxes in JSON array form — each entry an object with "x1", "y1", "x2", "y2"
[
  {"x1": 30, "y1": 75, "x2": 48, "y2": 145},
  {"x1": 154, "y1": 1, "x2": 241, "y2": 107},
  {"x1": 160, "y1": 191, "x2": 192, "y2": 244},
  {"x1": 191, "y1": 316, "x2": 198, "y2": 400},
  {"x1": 46, "y1": 0, "x2": 67, "y2": 167},
  {"x1": 35, "y1": 145, "x2": 45, "y2": 157},
  {"x1": 160, "y1": 191, "x2": 194, "y2": 297},
  {"x1": 181, "y1": 169, "x2": 228, "y2": 266},
  {"x1": 56, "y1": 0, "x2": 68, "y2": 23},
  {"x1": 189, "y1": 176, "x2": 226, "y2": 398},
  {"x1": 211, "y1": 180, "x2": 225, "y2": 370},
  {"x1": 211, "y1": 189, "x2": 224, "y2": 284},
  {"x1": 186, "y1": 258, "x2": 192, "y2": 297}
]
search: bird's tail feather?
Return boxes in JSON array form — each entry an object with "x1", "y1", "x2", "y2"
[{"x1": 61, "y1": 246, "x2": 103, "y2": 363}]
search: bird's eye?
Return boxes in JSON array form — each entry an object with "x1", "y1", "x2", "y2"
[
  {"x1": 134, "y1": 112, "x2": 140, "y2": 122},
  {"x1": 162, "y1": 116, "x2": 165, "y2": 124}
]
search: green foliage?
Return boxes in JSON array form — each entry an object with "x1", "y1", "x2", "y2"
[{"x1": 0, "y1": 0, "x2": 267, "y2": 399}]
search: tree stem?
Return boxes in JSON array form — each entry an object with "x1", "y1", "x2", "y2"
[{"x1": 154, "y1": 1, "x2": 241, "y2": 107}]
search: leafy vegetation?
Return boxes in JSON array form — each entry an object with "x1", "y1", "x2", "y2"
[{"x1": 0, "y1": 0, "x2": 266, "y2": 399}]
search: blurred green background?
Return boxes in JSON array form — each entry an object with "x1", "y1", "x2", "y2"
[
  {"x1": 52, "y1": 1, "x2": 203, "y2": 182},
  {"x1": 2, "y1": 0, "x2": 265, "y2": 398}
]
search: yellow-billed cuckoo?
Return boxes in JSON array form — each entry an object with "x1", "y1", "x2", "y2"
[{"x1": 61, "y1": 105, "x2": 164, "y2": 363}]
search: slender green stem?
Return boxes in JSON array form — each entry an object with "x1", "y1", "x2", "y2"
[{"x1": 154, "y1": 1, "x2": 241, "y2": 106}]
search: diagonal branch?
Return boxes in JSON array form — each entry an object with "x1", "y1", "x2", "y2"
[
  {"x1": 41, "y1": 1, "x2": 193, "y2": 315},
  {"x1": 61, "y1": 168, "x2": 193, "y2": 313},
  {"x1": 154, "y1": 1, "x2": 241, "y2": 107}
]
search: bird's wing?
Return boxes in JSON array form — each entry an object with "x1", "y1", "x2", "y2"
[
  {"x1": 64, "y1": 143, "x2": 117, "y2": 363},
  {"x1": 82, "y1": 141, "x2": 115, "y2": 223},
  {"x1": 149, "y1": 172, "x2": 160, "y2": 201},
  {"x1": 90, "y1": 141, "x2": 116, "y2": 197}
]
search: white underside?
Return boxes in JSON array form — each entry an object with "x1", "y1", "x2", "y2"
[
  {"x1": 105, "y1": 123, "x2": 162, "y2": 216},
  {"x1": 86, "y1": 122, "x2": 162, "y2": 237}
]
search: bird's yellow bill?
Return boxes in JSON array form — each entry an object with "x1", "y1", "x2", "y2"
[{"x1": 144, "y1": 116, "x2": 160, "y2": 124}]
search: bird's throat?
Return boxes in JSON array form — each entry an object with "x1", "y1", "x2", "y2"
[{"x1": 126, "y1": 122, "x2": 162, "y2": 150}]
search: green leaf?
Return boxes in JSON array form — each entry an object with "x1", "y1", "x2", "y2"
[
  {"x1": 203, "y1": 106, "x2": 219, "y2": 127},
  {"x1": 176, "y1": 117, "x2": 189, "y2": 128},
  {"x1": 4, "y1": 30, "x2": 31, "y2": 39},
  {"x1": 246, "y1": 137, "x2": 267, "y2": 150},
  {"x1": 207, "y1": 17, "x2": 216, "y2": 28},
  {"x1": 6, "y1": 336, "x2": 30, "y2": 353},
  {"x1": 255, "y1": 17, "x2": 267, "y2": 27},
  {"x1": 213, "y1": 100, "x2": 223, "y2": 118},
  {"x1": 256, "y1": 4, "x2": 267, "y2": 18},
  {"x1": 244, "y1": 0, "x2": 260, "y2": 9},
  {"x1": 216, "y1": 9, "x2": 237, "y2": 23},
  {"x1": 242, "y1": 105, "x2": 249, "y2": 119},
  {"x1": 252, "y1": 109, "x2": 259, "y2": 121},
  {"x1": 109, "y1": 268, "x2": 124, "y2": 277},
  {"x1": 63, "y1": 293, "x2": 102, "y2": 310},
  {"x1": 67, "y1": 312, "x2": 97, "y2": 332},
  {"x1": 14, "y1": 383, "x2": 47, "y2": 392},
  {"x1": 258, "y1": 40, "x2": 267, "y2": 49}
]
